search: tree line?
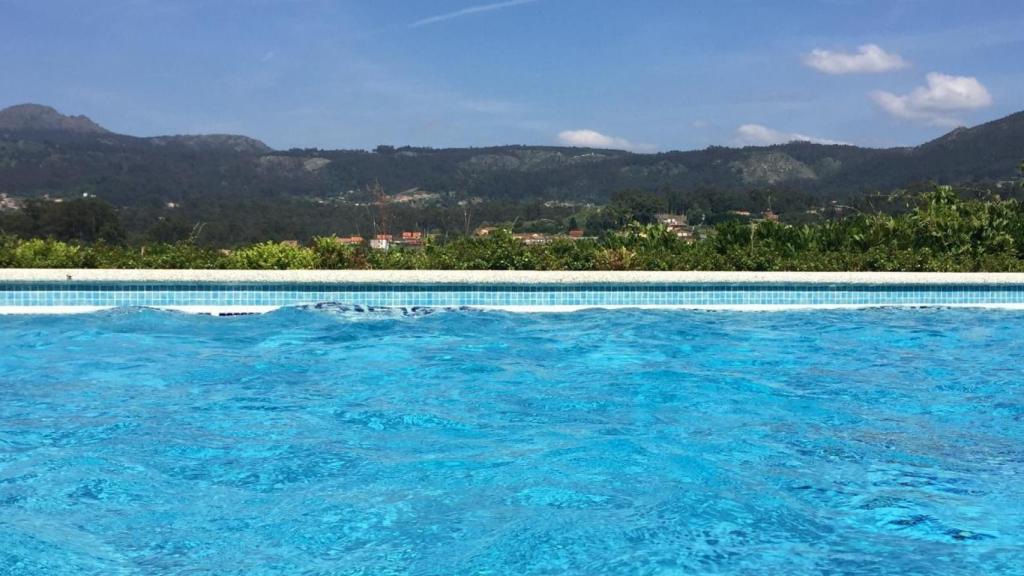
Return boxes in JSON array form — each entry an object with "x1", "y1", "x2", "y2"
[{"x1": 5, "y1": 187, "x2": 1024, "y2": 272}]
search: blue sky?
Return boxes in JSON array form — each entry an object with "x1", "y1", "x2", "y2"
[{"x1": 2, "y1": 0, "x2": 1021, "y2": 151}]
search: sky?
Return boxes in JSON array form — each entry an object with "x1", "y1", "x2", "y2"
[{"x1": 1, "y1": 0, "x2": 1021, "y2": 151}]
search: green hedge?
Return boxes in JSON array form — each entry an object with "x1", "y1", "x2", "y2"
[{"x1": 4, "y1": 189, "x2": 1024, "y2": 272}]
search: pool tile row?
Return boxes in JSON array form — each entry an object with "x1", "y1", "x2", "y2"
[{"x1": 2, "y1": 282, "x2": 1024, "y2": 308}]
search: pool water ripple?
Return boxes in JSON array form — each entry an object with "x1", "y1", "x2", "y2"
[{"x1": 1, "y1": 307, "x2": 1023, "y2": 575}]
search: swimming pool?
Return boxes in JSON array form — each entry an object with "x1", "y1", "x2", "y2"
[{"x1": 1, "y1": 306, "x2": 1022, "y2": 574}]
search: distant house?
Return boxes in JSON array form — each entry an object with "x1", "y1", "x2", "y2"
[
  {"x1": 369, "y1": 234, "x2": 393, "y2": 250},
  {"x1": 761, "y1": 210, "x2": 780, "y2": 222},
  {"x1": 568, "y1": 229, "x2": 584, "y2": 238},
  {"x1": 673, "y1": 228, "x2": 695, "y2": 241},
  {"x1": 513, "y1": 233, "x2": 552, "y2": 245},
  {"x1": 474, "y1": 226, "x2": 499, "y2": 236},
  {"x1": 280, "y1": 240, "x2": 300, "y2": 247},
  {"x1": 655, "y1": 213, "x2": 688, "y2": 227},
  {"x1": 396, "y1": 231, "x2": 425, "y2": 247},
  {"x1": 655, "y1": 212, "x2": 695, "y2": 241},
  {"x1": 388, "y1": 189, "x2": 441, "y2": 205},
  {"x1": 332, "y1": 235, "x2": 364, "y2": 246},
  {"x1": 0, "y1": 193, "x2": 23, "y2": 211}
]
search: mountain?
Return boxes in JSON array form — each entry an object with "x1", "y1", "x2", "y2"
[
  {"x1": 0, "y1": 103, "x2": 109, "y2": 134},
  {"x1": 0, "y1": 103, "x2": 270, "y2": 153},
  {"x1": 147, "y1": 134, "x2": 272, "y2": 154},
  {"x1": 1, "y1": 103, "x2": 1022, "y2": 211}
]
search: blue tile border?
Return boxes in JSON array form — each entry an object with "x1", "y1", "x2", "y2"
[{"x1": 3, "y1": 281, "x2": 1024, "y2": 310}]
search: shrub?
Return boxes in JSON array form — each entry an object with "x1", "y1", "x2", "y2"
[
  {"x1": 0, "y1": 235, "x2": 15, "y2": 267},
  {"x1": 11, "y1": 239, "x2": 87, "y2": 268},
  {"x1": 429, "y1": 230, "x2": 537, "y2": 270},
  {"x1": 311, "y1": 237, "x2": 366, "y2": 269},
  {"x1": 89, "y1": 242, "x2": 226, "y2": 269},
  {"x1": 226, "y1": 242, "x2": 317, "y2": 270}
]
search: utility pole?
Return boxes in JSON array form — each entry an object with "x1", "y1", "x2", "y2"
[{"x1": 371, "y1": 180, "x2": 389, "y2": 237}]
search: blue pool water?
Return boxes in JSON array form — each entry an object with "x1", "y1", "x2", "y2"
[{"x1": 1, "y1": 307, "x2": 1022, "y2": 575}]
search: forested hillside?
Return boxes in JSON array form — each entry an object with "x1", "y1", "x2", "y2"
[
  {"x1": 4, "y1": 104, "x2": 1023, "y2": 203},
  {"x1": 1, "y1": 104, "x2": 1023, "y2": 244}
]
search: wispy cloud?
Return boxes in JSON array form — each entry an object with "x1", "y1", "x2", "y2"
[
  {"x1": 409, "y1": 0, "x2": 540, "y2": 28},
  {"x1": 870, "y1": 72, "x2": 993, "y2": 126},
  {"x1": 803, "y1": 44, "x2": 909, "y2": 75},
  {"x1": 557, "y1": 129, "x2": 654, "y2": 152},
  {"x1": 735, "y1": 124, "x2": 848, "y2": 146}
]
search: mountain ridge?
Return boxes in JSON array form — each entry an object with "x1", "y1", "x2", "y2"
[{"x1": 1, "y1": 103, "x2": 1022, "y2": 209}]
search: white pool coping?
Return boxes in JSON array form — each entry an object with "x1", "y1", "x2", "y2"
[{"x1": 4, "y1": 269, "x2": 1024, "y2": 285}]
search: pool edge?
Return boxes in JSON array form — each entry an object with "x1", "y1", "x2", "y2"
[
  {"x1": 4, "y1": 269, "x2": 1024, "y2": 285},
  {"x1": 5, "y1": 270, "x2": 1024, "y2": 314}
]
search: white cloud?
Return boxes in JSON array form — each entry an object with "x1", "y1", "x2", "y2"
[
  {"x1": 735, "y1": 124, "x2": 848, "y2": 146},
  {"x1": 870, "y1": 72, "x2": 993, "y2": 126},
  {"x1": 557, "y1": 129, "x2": 653, "y2": 152},
  {"x1": 804, "y1": 44, "x2": 909, "y2": 74},
  {"x1": 410, "y1": 0, "x2": 540, "y2": 28}
]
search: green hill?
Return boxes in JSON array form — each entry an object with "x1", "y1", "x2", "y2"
[{"x1": 2, "y1": 104, "x2": 1023, "y2": 209}]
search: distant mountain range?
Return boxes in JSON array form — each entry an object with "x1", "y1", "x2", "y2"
[{"x1": 1, "y1": 103, "x2": 1022, "y2": 209}]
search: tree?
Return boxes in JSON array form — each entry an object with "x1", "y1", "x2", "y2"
[
  {"x1": 20, "y1": 198, "x2": 125, "y2": 244},
  {"x1": 608, "y1": 189, "x2": 667, "y2": 225}
]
